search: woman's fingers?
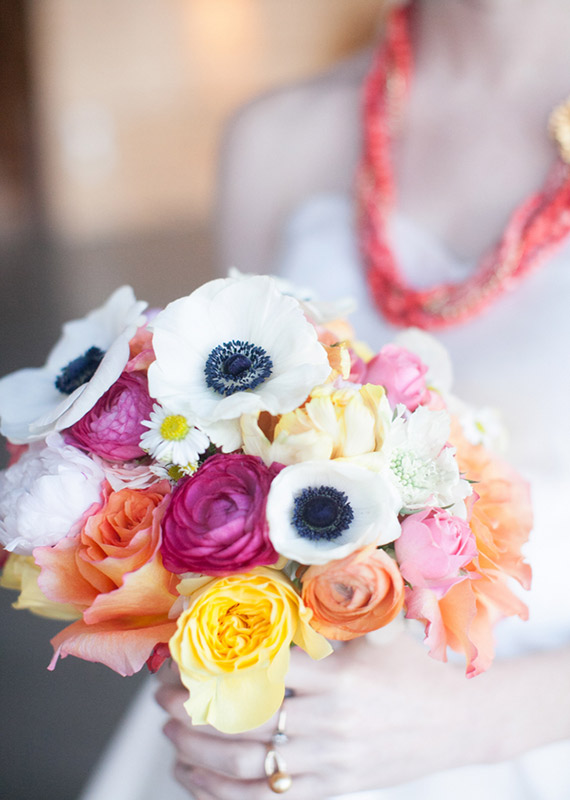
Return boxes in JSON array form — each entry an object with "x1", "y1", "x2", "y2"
[
  {"x1": 164, "y1": 718, "x2": 337, "y2": 780},
  {"x1": 174, "y1": 762, "x2": 325, "y2": 800}
]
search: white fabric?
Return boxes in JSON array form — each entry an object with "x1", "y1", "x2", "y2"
[{"x1": 80, "y1": 194, "x2": 570, "y2": 799}]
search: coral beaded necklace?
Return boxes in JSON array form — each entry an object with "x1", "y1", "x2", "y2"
[{"x1": 358, "y1": 5, "x2": 570, "y2": 329}]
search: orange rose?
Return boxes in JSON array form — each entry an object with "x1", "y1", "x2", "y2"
[
  {"x1": 405, "y1": 422, "x2": 533, "y2": 677},
  {"x1": 301, "y1": 546, "x2": 405, "y2": 640},
  {"x1": 35, "y1": 481, "x2": 179, "y2": 675}
]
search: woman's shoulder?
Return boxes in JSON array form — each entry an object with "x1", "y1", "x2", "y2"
[
  {"x1": 216, "y1": 50, "x2": 371, "y2": 271},
  {"x1": 223, "y1": 48, "x2": 371, "y2": 151}
]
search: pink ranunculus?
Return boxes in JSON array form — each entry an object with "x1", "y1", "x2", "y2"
[
  {"x1": 395, "y1": 508, "x2": 478, "y2": 597},
  {"x1": 364, "y1": 344, "x2": 429, "y2": 411},
  {"x1": 65, "y1": 371, "x2": 154, "y2": 462},
  {"x1": 161, "y1": 453, "x2": 282, "y2": 576}
]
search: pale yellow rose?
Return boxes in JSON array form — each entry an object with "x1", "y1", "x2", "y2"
[
  {"x1": 241, "y1": 383, "x2": 391, "y2": 467},
  {"x1": 0, "y1": 554, "x2": 80, "y2": 621},
  {"x1": 170, "y1": 567, "x2": 332, "y2": 733}
]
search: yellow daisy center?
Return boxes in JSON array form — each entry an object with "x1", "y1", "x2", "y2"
[{"x1": 160, "y1": 414, "x2": 190, "y2": 441}]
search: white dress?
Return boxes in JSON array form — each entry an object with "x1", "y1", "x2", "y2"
[{"x1": 80, "y1": 194, "x2": 570, "y2": 800}]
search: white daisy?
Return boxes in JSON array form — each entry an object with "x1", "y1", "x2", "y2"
[
  {"x1": 448, "y1": 396, "x2": 507, "y2": 452},
  {"x1": 377, "y1": 405, "x2": 472, "y2": 514},
  {"x1": 147, "y1": 276, "x2": 331, "y2": 452},
  {"x1": 0, "y1": 286, "x2": 147, "y2": 443},
  {"x1": 140, "y1": 404, "x2": 209, "y2": 468},
  {"x1": 266, "y1": 460, "x2": 401, "y2": 565}
]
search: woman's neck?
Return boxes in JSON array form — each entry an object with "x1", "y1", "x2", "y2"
[{"x1": 411, "y1": 0, "x2": 570, "y2": 107}]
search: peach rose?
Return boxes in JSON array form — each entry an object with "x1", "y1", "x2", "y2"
[
  {"x1": 300, "y1": 545, "x2": 405, "y2": 640},
  {"x1": 35, "y1": 480, "x2": 179, "y2": 675}
]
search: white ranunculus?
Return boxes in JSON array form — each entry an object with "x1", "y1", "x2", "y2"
[
  {"x1": 148, "y1": 276, "x2": 331, "y2": 451},
  {"x1": 377, "y1": 405, "x2": 472, "y2": 514},
  {"x1": 266, "y1": 460, "x2": 401, "y2": 565},
  {"x1": 0, "y1": 286, "x2": 147, "y2": 443},
  {"x1": 0, "y1": 433, "x2": 105, "y2": 555}
]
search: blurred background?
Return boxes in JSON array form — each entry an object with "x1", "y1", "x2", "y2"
[{"x1": 0, "y1": 1, "x2": 385, "y2": 798}]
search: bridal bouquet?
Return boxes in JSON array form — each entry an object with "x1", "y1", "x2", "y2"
[{"x1": 0, "y1": 274, "x2": 532, "y2": 733}]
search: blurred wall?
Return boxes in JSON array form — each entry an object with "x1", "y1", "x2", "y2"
[{"x1": 29, "y1": 0, "x2": 384, "y2": 244}]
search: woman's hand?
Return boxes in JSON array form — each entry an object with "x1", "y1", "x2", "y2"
[{"x1": 155, "y1": 632, "x2": 513, "y2": 799}]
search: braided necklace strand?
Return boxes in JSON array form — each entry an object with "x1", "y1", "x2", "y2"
[{"x1": 358, "y1": 5, "x2": 570, "y2": 330}]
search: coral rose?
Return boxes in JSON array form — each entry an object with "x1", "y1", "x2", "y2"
[
  {"x1": 35, "y1": 481, "x2": 178, "y2": 675},
  {"x1": 170, "y1": 568, "x2": 332, "y2": 733},
  {"x1": 364, "y1": 344, "x2": 429, "y2": 411},
  {"x1": 161, "y1": 453, "x2": 281, "y2": 576},
  {"x1": 403, "y1": 422, "x2": 533, "y2": 677},
  {"x1": 66, "y1": 371, "x2": 154, "y2": 462},
  {"x1": 300, "y1": 546, "x2": 405, "y2": 640}
]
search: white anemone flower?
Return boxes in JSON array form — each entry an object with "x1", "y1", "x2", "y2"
[
  {"x1": 148, "y1": 276, "x2": 331, "y2": 452},
  {"x1": 0, "y1": 433, "x2": 105, "y2": 555},
  {"x1": 0, "y1": 286, "x2": 147, "y2": 443},
  {"x1": 266, "y1": 460, "x2": 401, "y2": 565},
  {"x1": 227, "y1": 267, "x2": 357, "y2": 325},
  {"x1": 377, "y1": 405, "x2": 472, "y2": 514},
  {"x1": 140, "y1": 403, "x2": 210, "y2": 468}
]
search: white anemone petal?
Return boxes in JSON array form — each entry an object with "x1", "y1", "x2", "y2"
[
  {"x1": 266, "y1": 460, "x2": 401, "y2": 565},
  {"x1": 148, "y1": 276, "x2": 330, "y2": 443}
]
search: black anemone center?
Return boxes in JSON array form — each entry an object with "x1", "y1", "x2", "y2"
[
  {"x1": 292, "y1": 486, "x2": 354, "y2": 542},
  {"x1": 204, "y1": 340, "x2": 273, "y2": 397},
  {"x1": 55, "y1": 346, "x2": 105, "y2": 395}
]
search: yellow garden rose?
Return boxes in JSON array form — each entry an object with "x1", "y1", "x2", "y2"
[
  {"x1": 241, "y1": 383, "x2": 391, "y2": 467},
  {"x1": 170, "y1": 567, "x2": 332, "y2": 733},
  {"x1": 0, "y1": 554, "x2": 80, "y2": 621}
]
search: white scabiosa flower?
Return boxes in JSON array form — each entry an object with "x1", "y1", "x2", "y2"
[
  {"x1": 0, "y1": 286, "x2": 147, "y2": 443},
  {"x1": 266, "y1": 460, "x2": 401, "y2": 565},
  {"x1": 378, "y1": 405, "x2": 472, "y2": 514},
  {"x1": 148, "y1": 276, "x2": 331, "y2": 452},
  {"x1": 0, "y1": 433, "x2": 105, "y2": 555},
  {"x1": 140, "y1": 404, "x2": 210, "y2": 468}
]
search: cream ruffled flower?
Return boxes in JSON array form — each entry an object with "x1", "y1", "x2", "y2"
[
  {"x1": 266, "y1": 460, "x2": 401, "y2": 565},
  {"x1": 148, "y1": 276, "x2": 331, "y2": 452},
  {"x1": 241, "y1": 382, "x2": 392, "y2": 467},
  {"x1": 0, "y1": 286, "x2": 147, "y2": 443}
]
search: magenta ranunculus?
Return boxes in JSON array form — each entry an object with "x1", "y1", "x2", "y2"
[
  {"x1": 160, "y1": 453, "x2": 282, "y2": 576},
  {"x1": 65, "y1": 371, "x2": 154, "y2": 462},
  {"x1": 364, "y1": 344, "x2": 429, "y2": 411},
  {"x1": 394, "y1": 508, "x2": 478, "y2": 597}
]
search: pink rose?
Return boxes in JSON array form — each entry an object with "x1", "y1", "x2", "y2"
[
  {"x1": 395, "y1": 508, "x2": 478, "y2": 597},
  {"x1": 65, "y1": 372, "x2": 154, "y2": 462},
  {"x1": 364, "y1": 345, "x2": 429, "y2": 411},
  {"x1": 161, "y1": 453, "x2": 282, "y2": 575}
]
